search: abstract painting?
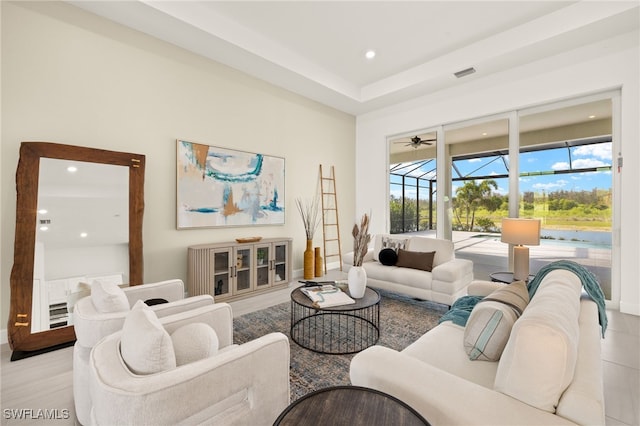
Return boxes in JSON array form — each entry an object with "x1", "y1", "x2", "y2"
[{"x1": 177, "y1": 140, "x2": 285, "y2": 229}]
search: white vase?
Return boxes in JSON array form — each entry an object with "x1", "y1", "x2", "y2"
[{"x1": 348, "y1": 266, "x2": 367, "y2": 299}]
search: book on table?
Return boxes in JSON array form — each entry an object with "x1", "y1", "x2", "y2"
[{"x1": 300, "y1": 285, "x2": 355, "y2": 308}]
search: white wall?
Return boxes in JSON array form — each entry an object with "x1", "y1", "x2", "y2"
[
  {"x1": 356, "y1": 30, "x2": 640, "y2": 315},
  {"x1": 1, "y1": 2, "x2": 356, "y2": 333}
]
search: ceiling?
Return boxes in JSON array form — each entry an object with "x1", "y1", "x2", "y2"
[
  {"x1": 69, "y1": 1, "x2": 640, "y2": 116},
  {"x1": 390, "y1": 98, "x2": 613, "y2": 154}
]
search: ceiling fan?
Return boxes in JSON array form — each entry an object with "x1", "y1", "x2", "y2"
[{"x1": 395, "y1": 135, "x2": 436, "y2": 148}]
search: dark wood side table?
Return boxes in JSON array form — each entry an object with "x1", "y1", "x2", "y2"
[
  {"x1": 290, "y1": 286, "x2": 380, "y2": 354},
  {"x1": 490, "y1": 271, "x2": 535, "y2": 284},
  {"x1": 273, "y1": 386, "x2": 430, "y2": 426}
]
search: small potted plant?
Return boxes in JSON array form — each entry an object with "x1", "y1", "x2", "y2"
[{"x1": 257, "y1": 249, "x2": 266, "y2": 265}]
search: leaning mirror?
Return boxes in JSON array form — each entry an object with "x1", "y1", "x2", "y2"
[{"x1": 8, "y1": 142, "x2": 145, "y2": 357}]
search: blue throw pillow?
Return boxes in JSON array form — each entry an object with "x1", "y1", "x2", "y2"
[{"x1": 378, "y1": 248, "x2": 398, "y2": 266}]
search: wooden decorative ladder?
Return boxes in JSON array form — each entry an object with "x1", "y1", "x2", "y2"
[{"x1": 319, "y1": 165, "x2": 343, "y2": 272}]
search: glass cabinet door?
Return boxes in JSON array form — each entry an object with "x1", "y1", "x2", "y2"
[
  {"x1": 273, "y1": 242, "x2": 289, "y2": 286},
  {"x1": 211, "y1": 248, "x2": 231, "y2": 298},
  {"x1": 255, "y1": 244, "x2": 271, "y2": 289},
  {"x1": 234, "y1": 246, "x2": 253, "y2": 294}
]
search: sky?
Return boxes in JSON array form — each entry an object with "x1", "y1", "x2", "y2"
[{"x1": 391, "y1": 142, "x2": 612, "y2": 198}]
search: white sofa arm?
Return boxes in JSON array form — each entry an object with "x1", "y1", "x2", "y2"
[
  {"x1": 350, "y1": 346, "x2": 576, "y2": 426},
  {"x1": 123, "y1": 279, "x2": 185, "y2": 305},
  {"x1": 467, "y1": 280, "x2": 504, "y2": 297},
  {"x1": 431, "y1": 258, "x2": 473, "y2": 282},
  {"x1": 90, "y1": 332, "x2": 289, "y2": 426}
]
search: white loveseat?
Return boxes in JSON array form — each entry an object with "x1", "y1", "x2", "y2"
[
  {"x1": 343, "y1": 234, "x2": 473, "y2": 306},
  {"x1": 350, "y1": 269, "x2": 605, "y2": 425}
]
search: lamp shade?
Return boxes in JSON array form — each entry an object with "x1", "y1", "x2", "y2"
[{"x1": 501, "y1": 218, "x2": 541, "y2": 246}]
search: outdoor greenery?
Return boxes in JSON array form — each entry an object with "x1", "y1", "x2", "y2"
[{"x1": 390, "y1": 179, "x2": 612, "y2": 234}]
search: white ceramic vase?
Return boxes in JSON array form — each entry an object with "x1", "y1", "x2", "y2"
[{"x1": 348, "y1": 266, "x2": 367, "y2": 299}]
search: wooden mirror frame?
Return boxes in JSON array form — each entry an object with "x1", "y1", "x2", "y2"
[{"x1": 8, "y1": 142, "x2": 145, "y2": 353}]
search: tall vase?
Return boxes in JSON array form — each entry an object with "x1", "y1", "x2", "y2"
[
  {"x1": 348, "y1": 266, "x2": 367, "y2": 299},
  {"x1": 303, "y1": 239, "x2": 314, "y2": 280},
  {"x1": 314, "y1": 247, "x2": 323, "y2": 277}
]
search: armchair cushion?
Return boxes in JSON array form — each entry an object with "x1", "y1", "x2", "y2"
[
  {"x1": 171, "y1": 323, "x2": 219, "y2": 366},
  {"x1": 91, "y1": 279, "x2": 129, "y2": 313},
  {"x1": 121, "y1": 301, "x2": 176, "y2": 375}
]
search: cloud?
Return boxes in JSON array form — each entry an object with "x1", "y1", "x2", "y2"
[
  {"x1": 573, "y1": 144, "x2": 611, "y2": 160},
  {"x1": 572, "y1": 158, "x2": 607, "y2": 168},
  {"x1": 468, "y1": 158, "x2": 482, "y2": 163},
  {"x1": 532, "y1": 179, "x2": 568, "y2": 191},
  {"x1": 551, "y1": 161, "x2": 570, "y2": 170}
]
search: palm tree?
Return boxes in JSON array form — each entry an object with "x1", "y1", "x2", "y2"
[{"x1": 454, "y1": 179, "x2": 498, "y2": 231}]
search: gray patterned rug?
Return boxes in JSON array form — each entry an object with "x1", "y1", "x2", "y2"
[{"x1": 233, "y1": 289, "x2": 448, "y2": 401}]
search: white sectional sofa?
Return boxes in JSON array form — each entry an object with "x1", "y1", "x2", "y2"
[
  {"x1": 343, "y1": 234, "x2": 474, "y2": 306},
  {"x1": 350, "y1": 269, "x2": 605, "y2": 426}
]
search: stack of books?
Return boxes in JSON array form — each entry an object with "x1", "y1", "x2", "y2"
[{"x1": 300, "y1": 283, "x2": 355, "y2": 308}]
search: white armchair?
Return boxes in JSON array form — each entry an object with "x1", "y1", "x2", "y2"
[
  {"x1": 73, "y1": 279, "x2": 214, "y2": 425},
  {"x1": 89, "y1": 303, "x2": 290, "y2": 426}
]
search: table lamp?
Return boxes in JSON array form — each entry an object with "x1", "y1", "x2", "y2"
[{"x1": 501, "y1": 218, "x2": 541, "y2": 281}]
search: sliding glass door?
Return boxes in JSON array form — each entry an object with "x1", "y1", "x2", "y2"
[{"x1": 388, "y1": 91, "x2": 618, "y2": 302}]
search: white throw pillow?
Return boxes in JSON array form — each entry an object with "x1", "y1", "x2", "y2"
[
  {"x1": 67, "y1": 281, "x2": 91, "y2": 314},
  {"x1": 120, "y1": 300, "x2": 176, "y2": 374},
  {"x1": 91, "y1": 279, "x2": 129, "y2": 313},
  {"x1": 171, "y1": 323, "x2": 219, "y2": 366}
]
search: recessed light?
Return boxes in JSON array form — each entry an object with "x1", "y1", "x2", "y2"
[
  {"x1": 38, "y1": 209, "x2": 48, "y2": 214},
  {"x1": 40, "y1": 226, "x2": 49, "y2": 231},
  {"x1": 482, "y1": 132, "x2": 488, "y2": 136},
  {"x1": 588, "y1": 115, "x2": 596, "y2": 119},
  {"x1": 80, "y1": 232, "x2": 88, "y2": 238},
  {"x1": 365, "y1": 50, "x2": 376, "y2": 59},
  {"x1": 67, "y1": 166, "x2": 78, "y2": 173}
]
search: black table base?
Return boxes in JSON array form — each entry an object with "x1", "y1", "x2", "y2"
[{"x1": 290, "y1": 287, "x2": 380, "y2": 355}]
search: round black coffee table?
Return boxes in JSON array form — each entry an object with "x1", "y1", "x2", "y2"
[
  {"x1": 290, "y1": 286, "x2": 380, "y2": 354},
  {"x1": 273, "y1": 385, "x2": 430, "y2": 426}
]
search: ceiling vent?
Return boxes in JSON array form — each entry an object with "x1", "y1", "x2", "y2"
[
  {"x1": 40, "y1": 219, "x2": 51, "y2": 224},
  {"x1": 454, "y1": 67, "x2": 476, "y2": 78}
]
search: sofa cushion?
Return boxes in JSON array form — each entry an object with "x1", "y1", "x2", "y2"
[
  {"x1": 120, "y1": 300, "x2": 176, "y2": 375},
  {"x1": 464, "y1": 281, "x2": 529, "y2": 361},
  {"x1": 91, "y1": 279, "x2": 129, "y2": 313},
  {"x1": 378, "y1": 248, "x2": 399, "y2": 266},
  {"x1": 494, "y1": 269, "x2": 581, "y2": 413},
  {"x1": 405, "y1": 237, "x2": 454, "y2": 267},
  {"x1": 171, "y1": 322, "x2": 219, "y2": 366},
  {"x1": 396, "y1": 249, "x2": 435, "y2": 272},
  {"x1": 403, "y1": 321, "x2": 499, "y2": 389}
]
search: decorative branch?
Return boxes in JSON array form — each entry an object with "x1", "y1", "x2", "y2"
[
  {"x1": 352, "y1": 213, "x2": 371, "y2": 267},
  {"x1": 295, "y1": 197, "x2": 321, "y2": 240}
]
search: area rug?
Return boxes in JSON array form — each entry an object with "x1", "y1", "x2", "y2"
[{"x1": 233, "y1": 289, "x2": 448, "y2": 401}]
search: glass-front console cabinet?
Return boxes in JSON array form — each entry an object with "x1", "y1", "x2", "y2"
[{"x1": 187, "y1": 238, "x2": 292, "y2": 301}]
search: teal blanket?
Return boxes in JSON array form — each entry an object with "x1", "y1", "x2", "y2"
[{"x1": 439, "y1": 260, "x2": 608, "y2": 336}]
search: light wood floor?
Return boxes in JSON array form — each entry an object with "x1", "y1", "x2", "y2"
[{"x1": 1, "y1": 276, "x2": 638, "y2": 425}]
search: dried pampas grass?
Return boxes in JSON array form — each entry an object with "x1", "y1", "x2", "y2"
[{"x1": 352, "y1": 213, "x2": 371, "y2": 266}]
